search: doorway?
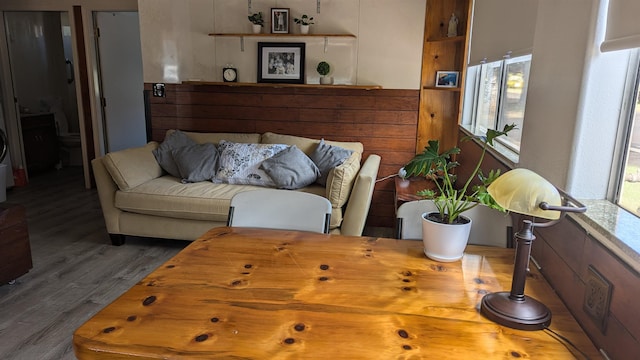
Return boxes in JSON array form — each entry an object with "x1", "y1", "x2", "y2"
[{"x1": 4, "y1": 11, "x2": 80, "y2": 177}]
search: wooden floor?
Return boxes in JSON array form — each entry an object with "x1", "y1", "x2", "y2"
[{"x1": 0, "y1": 167, "x2": 188, "y2": 360}]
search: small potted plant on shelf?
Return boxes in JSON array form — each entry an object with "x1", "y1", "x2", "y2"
[
  {"x1": 317, "y1": 61, "x2": 333, "y2": 85},
  {"x1": 294, "y1": 14, "x2": 314, "y2": 34},
  {"x1": 402, "y1": 124, "x2": 515, "y2": 262},
  {"x1": 248, "y1": 12, "x2": 264, "y2": 34}
]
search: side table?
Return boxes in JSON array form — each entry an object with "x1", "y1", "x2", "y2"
[
  {"x1": 0, "y1": 204, "x2": 32, "y2": 284},
  {"x1": 394, "y1": 176, "x2": 432, "y2": 214}
]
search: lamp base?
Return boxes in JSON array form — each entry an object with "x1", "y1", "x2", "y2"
[{"x1": 480, "y1": 292, "x2": 551, "y2": 331}]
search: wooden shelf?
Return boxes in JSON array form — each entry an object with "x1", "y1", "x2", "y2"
[
  {"x1": 181, "y1": 81, "x2": 382, "y2": 90},
  {"x1": 209, "y1": 33, "x2": 356, "y2": 38},
  {"x1": 423, "y1": 86, "x2": 461, "y2": 92},
  {"x1": 426, "y1": 35, "x2": 465, "y2": 43}
]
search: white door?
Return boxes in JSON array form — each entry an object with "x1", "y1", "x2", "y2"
[{"x1": 94, "y1": 12, "x2": 145, "y2": 153}]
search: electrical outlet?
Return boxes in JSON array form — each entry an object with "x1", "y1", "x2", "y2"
[{"x1": 583, "y1": 265, "x2": 612, "y2": 333}]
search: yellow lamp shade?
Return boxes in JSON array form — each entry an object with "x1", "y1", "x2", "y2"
[{"x1": 487, "y1": 168, "x2": 562, "y2": 220}]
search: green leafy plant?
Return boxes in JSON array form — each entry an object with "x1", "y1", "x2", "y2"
[
  {"x1": 248, "y1": 12, "x2": 264, "y2": 26},
  {"x1": 403, "y1": 124, "x2": 516, "y2": 224},
  {"x1": 294, "y1": 14, "x2": 315, "y2": 25},
  {"x1": 316, "y1": 61, "x2": 330, "y2": 76}
]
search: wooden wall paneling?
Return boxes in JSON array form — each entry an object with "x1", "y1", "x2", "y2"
[
  {"x1": 532, "y1": 218, "x2": 640, "y2": 359},
  {"x1": 583, "y1": 234, "x2": 640, "y2": 341},
  {"x1": 145, "y1": 83, "x2": 420, "y2": 228}
]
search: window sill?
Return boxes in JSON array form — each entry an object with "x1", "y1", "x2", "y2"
[
  {"x1": 570, "y1": 200, "x2": 640, "y2": 274},
  {"x1": 459, "y1": 125, "x2": 640, "y2": 273},
  {"x1": 460, "y1": 124, "x2": 520, "y2": 166}
]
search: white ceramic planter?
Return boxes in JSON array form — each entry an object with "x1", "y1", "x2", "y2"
[
  {"x1": 300, "y1": 24, "x2": 310, "y2": 34},
  {"x1": 252, "y1": 24, "x2": 262, "y2": 34},
  {"x1": 320, "y1": 76, "x2": 334, "y2": 85},
  {"x1": 421, "y1": 212, "x2": 472, "y2": 262}
]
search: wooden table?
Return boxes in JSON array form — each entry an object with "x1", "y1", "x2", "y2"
[{"x1": 74, "y1": 227, "x2": 601, "y2": 359}]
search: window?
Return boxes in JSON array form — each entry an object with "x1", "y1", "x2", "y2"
[
  {"x1": 465, "y1": 54, "x2": 532, "y2": 156},
  {"x1": 617, "y1": 63, "x2": 640, "y2": 216}
]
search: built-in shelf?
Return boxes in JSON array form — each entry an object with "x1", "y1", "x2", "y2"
[
  {"x1": 426, "y1": 35, "x2": 465, "y2": 43},
  {"x1": 209, "y1": 33, "x2": 356, "y2": 52},
  {"x1": 208, "y1": 33, "x2": 356, "y2": 38},
  {"x1": 423, "y1": 86, "x2": 461, "y2": 92},
  {"x1": 182, "y1": 81, "x2": 382, "y2": 90}
]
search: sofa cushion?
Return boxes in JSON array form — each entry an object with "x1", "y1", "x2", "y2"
[
  {"x1": 310, "y1": 139, "x2": 354, "y2": 186},
  {"x1": 153, "y1": 130, "x2": 197, "y2": 177},
  {"x1": 215, "y1": 140, "x2": 288, "y2": 187},
  {"x1": 115, "y1": 176, "x2": 326, "y2": 222},
  {"x1": 174, "y1": 130, "x2": 261, "y2": 145},
  {"x1": 103, "y1": 142, "x2": 162, "y2": 191},
  {"x1": 172, "y1": 143, "x2": 219, "y2": 183},
  {"x1": 261, "y1": 132, "x2": 364, "y2": 155},
  {"x1": 260, "y1": 145, "x2": 320, "y2": 189},
  {"x1": 326, "y1": 152, "x2": 361, "y2": 210}
]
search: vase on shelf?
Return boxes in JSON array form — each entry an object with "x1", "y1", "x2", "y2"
[{"x1": 252, "y1": 24, "x2": 262, "y2": 34}]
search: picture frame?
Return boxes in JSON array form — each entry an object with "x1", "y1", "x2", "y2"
[
  {"x1": 435, "y1": 71, "x2": 459, "y2": 88},
  {"x1": 271, "y1": 8, "x2": 290, "y2": 34},
  {"x1": 258, "y1": 42, "x2": 306, "y2": 84}
]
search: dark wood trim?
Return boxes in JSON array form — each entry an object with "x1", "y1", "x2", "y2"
[{"x1": 73, "y1": 5, "x2": 95, "y2": 187}]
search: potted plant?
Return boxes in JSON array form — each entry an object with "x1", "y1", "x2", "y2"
[
  {"x1": 294, "y1": 14, "x2": 314, "y2": 34},
  {"x1": 316, "y1": 61, "x2": 333, "y2": 85},
  {"x1": 402, "y1": 124, "x2": 515, "y2": 261},
  {"x1": 248, "y1": 12, "x2": 264, "y2": 34}
]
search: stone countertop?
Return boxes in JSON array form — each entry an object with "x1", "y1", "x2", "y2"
[{"x1": 571, "y1": 199, "x2": 640, "y2": 273}]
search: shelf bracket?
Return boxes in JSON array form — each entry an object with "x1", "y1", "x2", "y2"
[
  {"x1": 240, "y1": 36, "x2": 245, "y2": 52},
  {"x1": 324, "y1": 36, "x2": 328, "y2": 53},
  {"x1": 317, "y1": 0, "x2": 321, "y2": 14}
]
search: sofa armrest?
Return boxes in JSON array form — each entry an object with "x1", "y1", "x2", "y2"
[
  {"x1": 340, "y1": 154, "x2": 381, "y2": 236},
  {"x1": 92, "y1": 157, "x2": 122, "y2": 234}
]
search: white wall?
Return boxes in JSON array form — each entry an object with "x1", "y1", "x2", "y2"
[
  {"x1": 138, "y1": 0, "x2": 426, "y2": 89},
  {"x1": 519, "y1": 0, "x2": 629, "y2": 200}
]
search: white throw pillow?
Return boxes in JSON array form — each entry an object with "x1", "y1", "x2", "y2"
[{"x1": 215, "y1": 140, "x2": 288, "y2": 187}]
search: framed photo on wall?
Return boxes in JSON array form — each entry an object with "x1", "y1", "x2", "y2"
[
  {"x1": 435, "y1": 71, "x2": 459, "y2": 88},
  {"x1": 271, "y1": 8, "x2": 290, "y2": 34},
  {"x1": 257, "y1": 42, "x2": 306, "y2": 84}
]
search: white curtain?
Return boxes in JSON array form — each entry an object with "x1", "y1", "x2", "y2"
[
  {"x1": 601, "y1": 0, "x2": 640, "y2": 52},
  {"x1": 468, "y1": 0, "x2": 539, "y2": 65}
]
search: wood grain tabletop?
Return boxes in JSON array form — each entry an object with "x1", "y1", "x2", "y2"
[{"x1": 73, "y1": 227, "x2": 601, "y2": 359}]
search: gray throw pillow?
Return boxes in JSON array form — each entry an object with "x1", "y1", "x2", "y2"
[
  {"x1": 171, "y1": 143, "x2": 219, "y2": 183},
  {"x1": 152, "y1": 130, "x2": 196, "y2": 177},
  {"x1": 260, "y1": 145, "x2": 321, "y2": 189},
  {"x1": 309, "y1": 139, "x2": 354, "y2": 186}
]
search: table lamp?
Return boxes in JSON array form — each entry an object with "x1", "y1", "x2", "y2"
[{"x1": 480, "y1": 168, "x2": 587, "y2": 330}]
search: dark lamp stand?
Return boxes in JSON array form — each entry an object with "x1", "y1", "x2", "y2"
[{"x1": 480, "y1": 220, "x2": 551, "y2": 330}]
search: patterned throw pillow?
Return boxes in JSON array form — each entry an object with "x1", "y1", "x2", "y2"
[{"x1": 215, "y1": 140, "x2": 288, "y2": 187}]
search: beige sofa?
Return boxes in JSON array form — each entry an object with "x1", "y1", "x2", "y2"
[{"x1": 92, "y1": 131, "x2": 381, "y2": 245}]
